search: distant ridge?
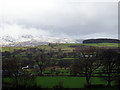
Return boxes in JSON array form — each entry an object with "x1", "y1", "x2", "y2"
[
  {"x1": 83, "y1": 38, "x2": 120, "y2": 43},
  {"x1": 0, "y1": 35, "x2": 77, "y2": 47}
]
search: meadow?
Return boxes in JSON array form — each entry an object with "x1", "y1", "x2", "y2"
[
  {"x1": 3, "y1": 76, "x2": 112, "y2": 87},
  {"x1": 2, "y1": 43, "x2": 120, "y2": 52}
]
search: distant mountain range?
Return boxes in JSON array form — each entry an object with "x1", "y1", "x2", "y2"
[
  {"x1": 0, "y1": 35, "x2": 84, "y2": 47},
  {"x1": 1, "y1": 35, "x2": 118, "y2": 47}
]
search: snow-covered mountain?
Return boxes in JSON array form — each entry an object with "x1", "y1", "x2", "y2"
[{"x1": 0, "y1": 35, "x2": 83, "y2": 47}]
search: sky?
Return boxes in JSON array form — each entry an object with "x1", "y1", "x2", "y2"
[{"x1": 0, "y1": 0, "x2": 119, "y2": 40}]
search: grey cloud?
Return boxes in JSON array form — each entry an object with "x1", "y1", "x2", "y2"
[{"x1": 0, "y1": 1, "x2": 118, "y2": 39}]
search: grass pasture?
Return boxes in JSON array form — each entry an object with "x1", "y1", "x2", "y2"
[
  {"x1": 36, "y1": 76, "x2": 108, "y2": 88},
  {"x1": 3, "y1": 76, "x2": 108, "y2": 88},
  {"x1": 83, "y1": 43, "x2": 120, "y2": 47},
  {"x1": 3, "y1": 76, "x2": 117, "y2": 89},
  {"x1": 2, "y1": 43, "x2": 119, "y2": 52}
]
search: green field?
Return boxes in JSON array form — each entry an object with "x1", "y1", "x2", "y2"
[
  {"x1": 35, "y1": 76, "x2": 107, "y2": 88},
  {"x1": 2, "y1": 43, "x2": 119, "y2": 52},
  {"x1": 83, "y1": 43, "x2": 120, "y2": 47},
  {"x1": 2, "y1": 46, "x2": 29, "y2": 52},
  {"x1": 2, "y1": 77, "x2": 104, "y2": 88},
  {"x1": 3, "y1": 76, "x2": 117, "y2": 88}
]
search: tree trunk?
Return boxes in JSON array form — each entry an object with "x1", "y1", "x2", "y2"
[
  {"x1": 15, "y1": 74, "x2": 18, "y2": 88},
  {"x1": 85, "y1": 73, "x2": 90, "y2": 86},
  {"x1": 86, "y1": 79, "x2": 89, "y2": 85},
  {"x1": 39, "y1": 66, "x2": 43, "y2": 75},
  {"x1": 40, "y1": 69, "x2": 43, "y2": 74},
  {"x1": 108, "y1": 80, "x2": 111, "y2": 87},
  {"x1": 107, "y1": 73, "x2": 111, "y2": 87},
  {"x1": 38, "y1": 64, "x2": 43, "y2": 75}
]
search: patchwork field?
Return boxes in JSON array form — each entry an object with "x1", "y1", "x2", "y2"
[
  {"x1": 2, "y1": 43, "x2": 120, "y2": 89},
  {"x1": 2, "y1": 43, "x2": 120, "y2": 52}
]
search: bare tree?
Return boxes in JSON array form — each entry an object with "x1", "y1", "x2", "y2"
[
  {"x1": 100, "y1": 49, "x2": 118, "y2": 87},
  {"x1": 3, "y1": 56, "x2": 21, "y2": 87},
  {"x1": 71, "y1": 47, "x2": 101, "y2": 86},
  {"x1": 34, "y1": 50, "x2": 50, "y2": 75}
]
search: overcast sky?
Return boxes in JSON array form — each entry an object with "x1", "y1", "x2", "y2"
[{"x1": 0, "y1": 0, "x2": 118, "y2": 39}]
